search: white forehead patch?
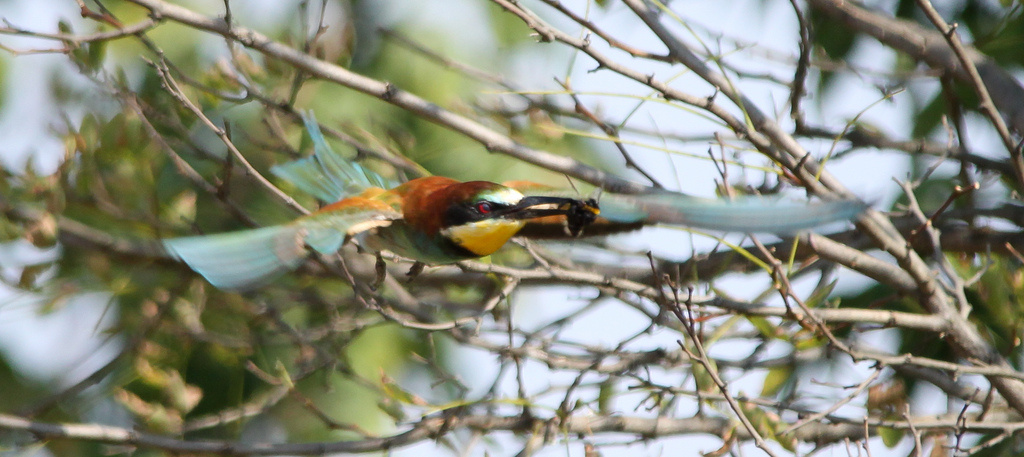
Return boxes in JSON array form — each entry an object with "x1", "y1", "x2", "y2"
[{"x1": 483, "y1": 187, "x2": 525, "y2": 205}]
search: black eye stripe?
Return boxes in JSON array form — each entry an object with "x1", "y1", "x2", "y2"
[
  {"x1": 474, "y1": 200, "x2": 513, "y2": 215},
  {"x1": 445, "y1": 200, "x2": 512, "y2": 227}
]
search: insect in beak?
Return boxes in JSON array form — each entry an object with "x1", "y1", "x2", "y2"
[
  {"x1": 503, "y1": 196, "x2": 600, "y2": 236},
  {"x1": 566, "y1": 198, "x2": 600, "y2": 236}
]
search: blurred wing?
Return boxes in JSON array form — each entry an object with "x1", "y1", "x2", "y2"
[
  {"x1": 163, "y1": 226, "x2": 308, "y2": 290},
  {"x1": 164, "y1": 201, "x2": 402, "y2": 290},
  {"x1": 271, "y1": 112, "x2": 395, "y2": 202},
  {"x1": 504, "y1": 181, "x2": 865, "y2": 235},
  {"x1": 298, "y1": 199, "x2": 402, "y2": 254},
  {"x1": 607, "y1": 192, "x2": 866, "y2": 234}
]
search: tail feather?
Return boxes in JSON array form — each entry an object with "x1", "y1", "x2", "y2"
[
  {"x1": 163, "y1": 225, "x2": 308, "y2": 290},
  {"x1": 271, "y1": 112, "x2": 392, "y2": 202}
]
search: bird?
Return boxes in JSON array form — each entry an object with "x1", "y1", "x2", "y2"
[
  {"x1": 162, "y1": 115, "x2": 599, "y2": 290},
  {"x1": 164, "y1": 113, "x2": 866, "y2": 290}
]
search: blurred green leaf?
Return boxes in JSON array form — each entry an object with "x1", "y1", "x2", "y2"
[
  {"x1": 380, "y1": 370, "x2": 427, "y2": 406},
  {"x1": 804, "y1": 280, "x2": 837, "y2": 309},
  {"x1": 761, "y1": 365, "x2": 793, "y2": 398},
  {"x1": 878, "y1": 426, "x2": 903, "y2": 448},
  {"x1": 597, "y1": 377, "x2": 616, "y2": 414},
  {"x1": 746, "y1": 315, "x2": 780, "y2": 339},
  {"x1": 809, "y1": 7, "x2": 857, "y2": 94}
]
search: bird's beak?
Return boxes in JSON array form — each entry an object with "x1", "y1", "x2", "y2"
[{"x1": 503, "y1": 196, "x2": 600, "y2": 222}]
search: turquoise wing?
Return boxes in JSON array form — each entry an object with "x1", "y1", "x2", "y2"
[
  {"x1": 271, "y1": 112, "x2": 394, "y2": 202},
  {"x1": 631, "y1": 193, "x2": 866, "y2": 234},
  {"x1": 163, "y1": 226, "x2": 308, "y2": 290},
  {"x1": 297, "y1": 204, "x2": 402, "y2": 255},
  {"x1": 164, "y1": 204, "x2": 402, "y2": 290}
]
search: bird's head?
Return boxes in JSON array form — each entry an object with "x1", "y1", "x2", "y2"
[{"x1": 405, "y1": 180, "x2": 594, "y2": 257}]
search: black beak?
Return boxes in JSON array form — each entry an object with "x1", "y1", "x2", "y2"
[
  {"x1": 503, "y1": 196, "x2": 583, "y2": 220},
  {"x1": 503, "y1": 196, "x2": 601, "y2": 236}
]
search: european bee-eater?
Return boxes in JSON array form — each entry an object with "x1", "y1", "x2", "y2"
[
  {"x1": 164, "y1": 114, "x2": 866, "y2": 290},
  {"x1": 163, "y1": 116, "x2": 598, "y2": 290}
]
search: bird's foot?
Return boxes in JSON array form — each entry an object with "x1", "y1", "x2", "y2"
[
  {"x1": 406, "y1": 261, "x2": 426, "y2": 282},
  {"x1": 370, "y1": 253, "x2": 387, "y2": 291}
]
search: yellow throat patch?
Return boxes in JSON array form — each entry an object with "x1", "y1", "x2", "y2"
[{"x1": 442, "y1": 219, "x2": 526, "y2": 257}]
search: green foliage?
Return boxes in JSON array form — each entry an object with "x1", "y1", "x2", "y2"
[
  {"x1": 760, "y1": 365, "x2": 793, "y2": 398},
  {"x1": 958, "y1": 255, "x2": 1024, "y2": 357},
  {"x1": 808, "y1": 7, "x2": 858, "y2": 95},
  {"x1": 910, "y1": 80, "x2": 980, "y2": 139},
  {"x1": 0, "y1": 4, "x2": 498, "y2": 452},
  {"x1": 0, "y1": 352, "x2": 46, "y2": 412},
  {"x1": 877, "y1": 426, "x2": 903, "y2": 448},
  {"x1": 739, "y1": 400, "x2": 797, "y2": 452},
  {"x1": 486, "y1": 2, "x2": 537, "y2": 48},
  {"x1": 811, "y1": 0, "x2": 1020, "y2": 141}
]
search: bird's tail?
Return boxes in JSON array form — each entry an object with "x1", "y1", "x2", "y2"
[
  {"x1": 163, "y1": 225, "x2": 308, "y2": 290},
  {"x1": 271, "y1": 112, "x2": 393, "y2": 202}
]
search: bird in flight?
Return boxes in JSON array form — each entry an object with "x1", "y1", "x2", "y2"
[
  {"x1": 164, "y1": 114, "x2": 864, "y2": 290},
  {"x1": 163, "y1": 115, "x2": 598, "y2": 289}
]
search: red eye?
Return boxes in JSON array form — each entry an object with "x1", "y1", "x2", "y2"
[{"x1": 476, "y1": 202, "x2": 493, "y2": 213}]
